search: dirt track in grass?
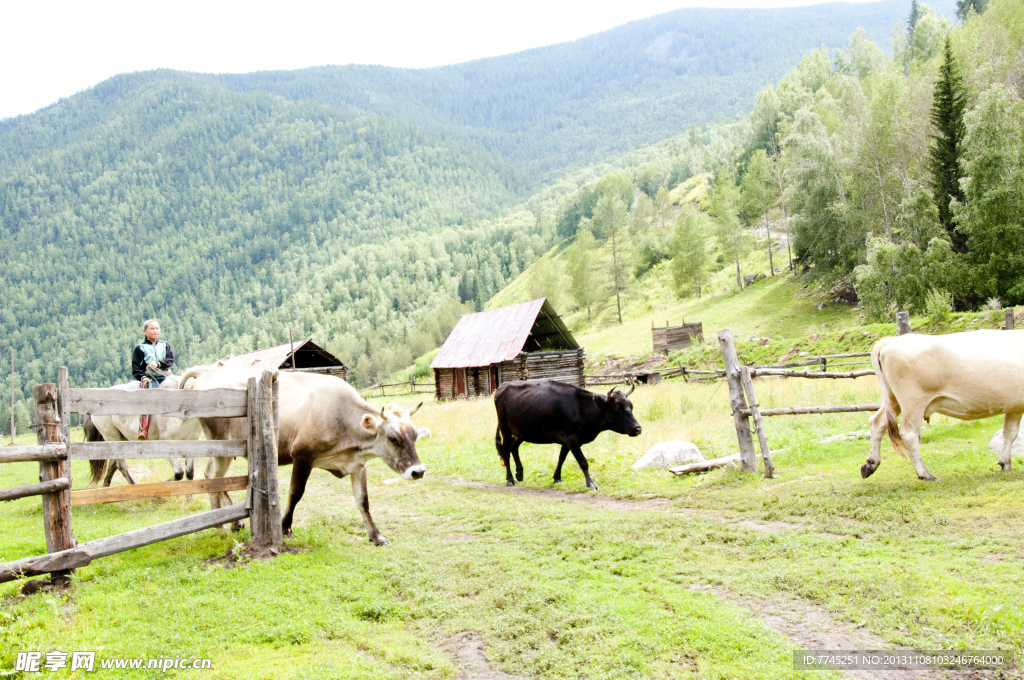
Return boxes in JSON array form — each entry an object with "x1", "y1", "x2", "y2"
[
  {"x1": 298, "y1": 473, "x2": 1022, "y2": 679},
  {"x1": 442, "y1": 477, "x2": 808, "y2": 532}
]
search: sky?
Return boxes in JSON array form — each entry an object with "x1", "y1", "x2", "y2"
[{"x1": 2, "y1": 0, "x2": 884, "y2": 121}]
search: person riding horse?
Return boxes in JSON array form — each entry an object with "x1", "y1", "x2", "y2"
[{"x1": 132, "y1": 319, "x2": 175, "y2": 439}]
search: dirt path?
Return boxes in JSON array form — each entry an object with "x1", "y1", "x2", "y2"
[
  {"x1": 443, "y1": 633, "x2": 530, "y2": 680},
  {"x1": 442, "y1": 477, "x2": 807, "y2": 533},
  {"x1": 307, "y1": 476, "x2": 1016, "y2": 680}
]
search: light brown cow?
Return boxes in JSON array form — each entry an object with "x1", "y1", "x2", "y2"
[
  {"x1": 180, "y1": 365, "x2": 424, "y2": 545},
  {"x1": 85, "y1": 375, "x2": 203, "y2": 485},
  {"x1": 865, "y1": 329, "x2": 1024, "y2": 481}
]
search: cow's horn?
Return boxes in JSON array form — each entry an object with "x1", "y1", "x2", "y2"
[
  {"x1": 607, "y1": 387, "x2": 618, "y2": 397},
  {"x1": 380, "y1": 406, "x2": 390, "y2": 420},
  {"x1": 624, "y1": 384, "x2": 635, "y2": 397},
  {"x1": 409, "y1": 401, "x2": 423, "y2": 416}
]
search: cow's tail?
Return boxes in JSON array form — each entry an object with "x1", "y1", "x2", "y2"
[
  {"x1": 178, "y1": 364, "x2": 216, "y2": 389},
  {"x1": 872, "y1": 343, "x2": 907, "y2": 457},
  {"x1": 495, "y1": 425, "x2": 504, "y2": 458},
  {"x1": 82, "y1": 415, "x2": 108, "y2": 485}
]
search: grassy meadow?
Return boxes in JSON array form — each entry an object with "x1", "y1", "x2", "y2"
[{"x1": 2, "y1": 372, "x2": 1023, "y2": 679}]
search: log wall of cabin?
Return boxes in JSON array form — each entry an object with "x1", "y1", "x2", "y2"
[
  {"x1": 521, "y1": 349, "x2": 586, "y2": 387},
  {"x1": 434, "y1": 368, "x2": 455, "y2": 400},
  {"x1": 296, "y1": 366, "x2": 348, "y2": 381},
  {"x1": 433, "y1": 349, "x2": 584, "y2": 400}
]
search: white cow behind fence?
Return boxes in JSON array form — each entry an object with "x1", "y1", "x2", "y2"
[{"x1": 865, "y1": 329, "x2": 1024, "y2": 481}]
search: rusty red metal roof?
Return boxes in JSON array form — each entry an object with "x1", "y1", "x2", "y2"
[
  {"x1": 430, "y1": 298, "x2": 578, "y2": 369},
  {"x1": 221, "y1": 339, "x2": 344, "y2": 371}
]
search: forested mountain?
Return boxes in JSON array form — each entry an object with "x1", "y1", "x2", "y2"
[
  {"x1": 211, "y1": 0, "x2": 953, "y2": 180},
  {"x1": 495, "y1": 0, "x2": 1024, "y2": 352},
  {"x1": 0, "y1": 74, "x2": 531, "y2": 417},
  {"x1": 0, "y1": 0, "x2": 960, "y2": 433}
]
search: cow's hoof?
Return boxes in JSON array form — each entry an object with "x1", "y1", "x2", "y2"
[
  {"x1": 586, "y1": 482, "x2": 599, "y2": 491},
  {"x1": 999, "y1": 461, "x2": 1013, "y2": 472},
  {"x1": 283, "y1": 528, "x2": 294, "y2": 538},
  {"x1": 918, "y1": 473, "x2": 938, "y2": 482},
  {"x1": 516, "y1": 471, "x2": 524, "y2": 482},
  {"x1": 373, "y1": 537, "x2": 391, "y2": 547},
  {"x1": 552, "y1": 476, "x2": 562, "y2": 484},
  {"x1": 173, "y1": 471, "x2": 184, "y2": 481},
  {"x1": 186, "y1": 471, "x2": 194, "y2": 480},
  {"x1": 506, "y1": 480, "x2": 516, "y2": 487},
  {"x1": 860, "y1": 463, "x2": 877, "y2": 479}
]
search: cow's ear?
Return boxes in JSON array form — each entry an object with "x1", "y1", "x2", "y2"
[{"x1": 360, "y1": 414, "x2": 380, "y2": 433}]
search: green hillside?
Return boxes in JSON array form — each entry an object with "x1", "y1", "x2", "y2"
[
  {"x1": 0, "y1": 0, "x2": 976, "y2": 434},
  {"x1": 213, "y1": 0, "x2": 954, "y2": 180},
  {"x1": 0, "y1": 73, "x2": 526, "y2": 400}
]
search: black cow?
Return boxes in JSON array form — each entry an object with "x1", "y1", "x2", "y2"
[{"x1": 493, "y1": 380, "x2": 642, "y2": 490}]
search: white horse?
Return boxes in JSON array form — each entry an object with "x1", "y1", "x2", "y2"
[{"x1": 85, "y1": 375, "x2": 203, "y2": 486}]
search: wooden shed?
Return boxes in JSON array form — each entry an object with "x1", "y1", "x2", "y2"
[
  {"x1": 431, "y1": 298, "x2": 584, "y2": 399},
  {"x1": 221, "y1": 339, "x2": 348, "y2": 381}
]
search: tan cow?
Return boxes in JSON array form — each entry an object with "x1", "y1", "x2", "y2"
[
  {"x1": 865, "y1": 329, "x2": 1024, "y2": 481},
  {"x1": 86, "y1": 375, "x2": 203, "y2": 486},
  {"x1": 179, "y1": 365, "x2": 424, "y2": 545}
]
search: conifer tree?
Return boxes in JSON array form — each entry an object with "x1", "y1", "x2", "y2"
[
  {"x1": 907, "y1": 0, "x2": 920, "y2": 37},
  {"x1": 593, "y1": 195, "x2": 629, "y2": 324},
  {"x1": 955, "y1": 0, "x2": 988, "y2": 22},
  {"x1": 929, "y1": 36, "x2": 968, "y2": 252},
  {"x1": 567, "y1": 228, "x2": 598, "y2": 320}
]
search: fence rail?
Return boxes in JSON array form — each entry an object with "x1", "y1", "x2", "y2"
[
  {"x1": 68, "y1": 439, "x2": 245, "y2": 460},
  {"x1": 740, "y1": 404, "x2": 881, "y2": 418},
  {"x1": 0, "y1": 444, "x2": 67, "y2": 464},
  {"x1": 70, "y1": 476, "x2": 249, "y2": 506},
  {"x1": 0, "y1": 478, "x2": 71, "y2": 503},
  {"x1": 69, "y1": 387, "x2": 248, "y2": 418}
]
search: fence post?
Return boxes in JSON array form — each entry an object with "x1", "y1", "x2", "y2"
[
  {"x1": 1006, "y1": 308, "x2": 1015, "y2": 330},
  {"x1": 739, "y1": 367, "x2": 773, "y2": 478},
  {"x1": 57, "y1": 368, "x2": 72, "y2": 487},
  {"x1": 247, "y1": 375, "x2": 282, "y2": 551},
  {"x1": 257, "y1": 372, "x2": 282, "y2": 550},
  {"x1": 33, "y1": 383, "x2": 75, "y2": 586},
  {"x1": 896, "y1": 311, "x2": 911, "y2": 335},
  {"x1": 717, "y1": 329, "x2": 757, "y2": 473}
]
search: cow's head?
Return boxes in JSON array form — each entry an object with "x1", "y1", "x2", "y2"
[
  {"x1": 602, "y1": 386, "x2": 642, "y2": 437},
  {"x1": 360, "y1": 402, "x2": 426, "y2": 480}
]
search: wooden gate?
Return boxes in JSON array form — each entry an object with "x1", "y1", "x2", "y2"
[{"x1": 0, "y1": 368, "x2": 281, "y2": 586}]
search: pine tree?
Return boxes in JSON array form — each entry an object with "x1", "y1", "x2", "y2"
[
  {"x1": 929, "y1": 37, "x2": 968, "y2": 253},
  {"x1": 907, "y1": 0, "x2": 920, "y2": 37},
  {"x1": 955, "y1": 0, "x2": 988, "y2": 22}
]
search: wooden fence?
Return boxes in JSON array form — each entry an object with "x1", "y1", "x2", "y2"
[
  {"x1": 359, "y1": 378, "x2": 435, "y2": 398},
  {"x1": 708, "y1": 313, "x2": 922, "y2": 478},
  {"x1": 586, "y1": 346, "x2": 875, "y2": 388},
  {"x1": 0, "y1": 368, "x2": 281, "y2": 586}
]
